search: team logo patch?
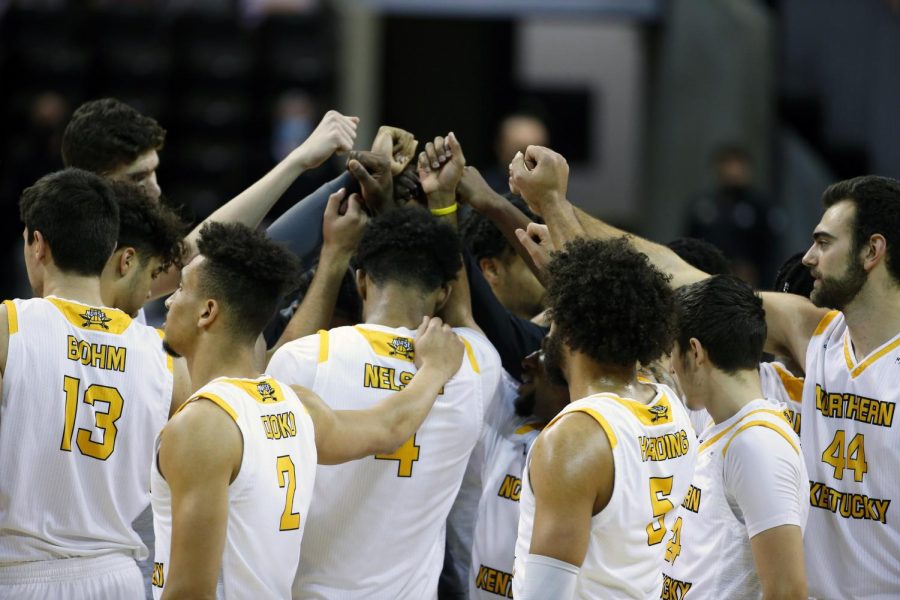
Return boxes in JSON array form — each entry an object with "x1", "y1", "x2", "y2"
[
  {"x1": 257, "y1": 381, "x2": 278, "y2": 403},
  {"x1": 388, "y1": 337, "x2": 414, "y2": 360},
  {"x1": 649, "y1": 404, "x2": 669, "y2": 422},
  {"x1": 80, "y1": 307, "x2": 111, "y2": 330}
]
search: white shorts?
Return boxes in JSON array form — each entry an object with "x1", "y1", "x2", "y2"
[{"x1": 0, "y1": 553, "x2": 143, "y2": 599}]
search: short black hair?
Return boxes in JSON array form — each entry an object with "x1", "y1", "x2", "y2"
[
  {"x1": 20, "y1": 169, "x2": 119, "y2": 276},
  {"x1": 109, "y1": 181, "x2": 187, "y2": 275},
  {"x1": 355, "y1": 206, "x2": 462, "y2": 292},
  {"x1": 822, "y1": 175, "x2": 900, "y2": 283},
  {"x1": 675, "y1": 275, "x2": 766, "y2": 372},
  {"x1": 666, "y1": 237, "x2": 731, "y2": 276},
  {"x1": 773, "y1": 251, "x2": 815, "y2": 297},
  {"x1": 460, "y1": 194, "x2": 538, "y2": 262},
  {"x1": 196, "y1": 222, "x2": 302, "y2": 342},
  {"x1": 546, "y1": 237, "x2": 676, "y2": 367},
  {"x1": 62, "y1": 98, "x2": 166, "y2": 174}
]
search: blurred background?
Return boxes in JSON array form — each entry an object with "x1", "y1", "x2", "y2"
[{"x1": 1, "y1": 0, "x2": 899, "y2": 300}]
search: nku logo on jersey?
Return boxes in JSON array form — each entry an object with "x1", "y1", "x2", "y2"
[
  {"x1": 388, "y1": 337, "x2": 414, "y2": 360},
  {"x1": 649, "y1": 404, "x2": 669, "y2": 422},
  {"x1": 80, "y1": 307, "x2": 112, "y2": 330},
  {"x1": 257, "y1": 382, "x2": 279, "y2": 403}
]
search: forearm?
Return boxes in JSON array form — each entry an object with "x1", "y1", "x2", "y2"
[
  {"x1": 268, "y1": 249, "x2": 350, "y2": 359},
  {"x1": 571, "y1": 205, "x2": 708, "y2": 288},
  {"x1": 267, "y1": 173, "x2": 352, "y2": 268},
  {"x1": 538, "y1": 198, "x2": 585, "y2": 250},
  {"x1": 481, "y1": 195, "x2": 543, "y2": 278},
  {"x1": 367, "y1": 364, "x2": 449, "y2": 452}
]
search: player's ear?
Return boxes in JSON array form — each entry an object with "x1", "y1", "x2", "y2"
[
  {"x1": 29, "y1": 229, "x2": 48, "y2": 261},
  {"x1": 197, "y1": 298, "x2": 219, "y2": 330},
  {"x1": 688, "y1": 337, "x2": 706, "y2": 367},
  {"x1": 117, "y1": 247, "x2": 136, "y2": 276},
  {"x1": 434, "y1": 283, "x2": 451, "y2": 313},
  {"x1": 479, "y1": 257, "x2": 500, "y2": 283}
]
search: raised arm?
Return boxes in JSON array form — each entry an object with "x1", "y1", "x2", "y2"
[
  {"x1": 157, "y1": 399, "x2": 242, "y2": 600},
  {"x1": 297, "y1": 316, "x2": 464, "y2": 465},
  {"x1": 267, "y1": 189, "x2": 368, "y2": 360},
  {"x1": 151, "y1": 111, "x2": 359, "y2": 298}
]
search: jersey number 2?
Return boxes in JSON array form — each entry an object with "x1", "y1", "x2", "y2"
[
  {"x1": 277, "y1": 455, "x2": 301, "y2": 531},
  {"x1": 60, "y1": 376, "x2": 123, "y2": 460}
]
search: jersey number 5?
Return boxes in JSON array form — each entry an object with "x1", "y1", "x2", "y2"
[
  {"x1": 60, "y1": 376, "x2": 123, "y2": 460},
  {"x1": 647, "y1": 476, "x2": 675, "y2": 546}
]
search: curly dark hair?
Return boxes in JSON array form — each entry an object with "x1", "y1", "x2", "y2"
[
  {"x1": 822, "y1": 175, "x2": 900, "y2": 283},
  {"x1": 109, "y1": 182, "x2": 186, "y2": 275},
  {"x1": 355, "y1": 206, "x2": 462, "y2": 291},
  {"x1": 197, "y1": 222, "x2": 302, "y2": 341},
  {"x1": 666, "y1": 237, "x2": 731, "y2": 276},
  {"x1": 62, "y1": 98, "x2": 166, "y2": 174},
  {"x1": 773, "y1": 251, "x2": 814, "y2": 297},
  {"x1": 545, "y1": 237, "x2": 676, "y2": 367},
  {"x1": 675, "y1": 275, "x2": 766, "y2": 372},
  {"x1": 20, "y1": 168, "x2": 119, "y2": 277},
  {"x1": 460, "y1": 194, "x2": 538, "y2": 262}
]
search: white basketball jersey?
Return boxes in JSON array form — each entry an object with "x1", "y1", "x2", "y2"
[
  {"x1": 470, "y1": 373, "x2": 542, "y2": 599},
  {"x1": 802, "y1": 311, "x2": 900, "y2": 598},
  {"x1": 269, "y1": 323, "x2": 501, "y2": 600},
  {"x1": 514, "y1": 384, "x2": 697, "y2": 599},
  {"x1": 151, "y1": 376, "x2": 317, "y2": 599},
  {"x1": 0, "y1": 296, "x2": 173, "y2": 563},
  {"x1": 661, "y1": 399, "x2": 808, "y2": 599},
  {"x1": 759, "y1": 361, "x2": 803, "y2": 435}
]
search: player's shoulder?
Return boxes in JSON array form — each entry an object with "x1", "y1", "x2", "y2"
[
  {"x1": 452, "y1": 326, "x2": 501, "y2": 369},
  {"x1": 723, "y1": 412, "x2": 801, "y2": 463}
]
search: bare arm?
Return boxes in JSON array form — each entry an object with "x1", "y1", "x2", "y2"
[
  {"x1": 759, "y1": 292, "x2": 829, "y2": 369},
  {"x1": 526, "y1": 412, "x2": 613, "y2": 566},
  {"x1": 266, "y1": 189, "x2": 368, "y2": 361},
  {"x1": 168, "y1": 357, "x2": 192, "y2": 417},
  {"x1": 150, "y1": 111, "x2": 359, "y2": 299},
  {"x1": 158, "y1": 400, "x2": 242, "y2": 600},
  {"x1": 295, "y1": 316, "x2": 464, "y2": 464},
  {"x1": 750, "y1": 525, "x2": 807, "y2": 600}
]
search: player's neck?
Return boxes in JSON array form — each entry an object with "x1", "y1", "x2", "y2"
[
  {"x1": 841, "y1": 279, "x2": 900, "y2": 358},
  {"x1": 704, "y1": 368, "x2": 763, "y2": 425},
  {"x1": 566, "y1": 352, "x2": 654, "y2": 404},
  {"x1": 41, "y1": 271, "x2": 106, "y2": 307},
  {"x1": 363, "y1": 286, "x2": 432, "y2": 330},
  {"x1": 187, "y1": 335, "x2": 260, "y2": 389}
]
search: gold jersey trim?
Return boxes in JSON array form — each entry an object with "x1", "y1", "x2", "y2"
[
  {"x1": 3, "y1": 299, "x2": 17, "y2": 335},
  {"x1": 812, "y1": 310, "x2": 840, "y2": 337},
  {"x1": 698, "y1": 408, "x2": 790, "y2": 453},
  {"x1": 771, "y1": 363, "x2": 804, "y2": 402},
  {"x1": 547, "y1": 406, "x2": 618, "y2": 449},
  {"x1": 174, "y1": 391, "x2": 239, "y2": 423},
  {"x1": 45, "y1": 296, "x2": 132, "y2": 334},
  {"x1": 317, "y1": 329, "x2": 329, "y2": 363},
  {"x1": 842, "y1": 330, "x2": 900, "y2": 379},
  {"x1": 608, "y1": 392, "x2": 674, "y2": 426},
  {"x1": 218, "y1": 377, "x2": 287, "y2": 405},
  {"x1": 354, "y1": 324, "x2": 479, "y2": 372},
  {"x1": 722, "y1": 420, "x2": 800, "y2": 457},
  {"x1": 155, "y1": 329, "x2": 174, "y2": 373}
]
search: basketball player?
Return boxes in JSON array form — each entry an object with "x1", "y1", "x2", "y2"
[
  {"x1": 662, "y1": 275, "x2": 808, "y2": 599},
  {"x1": 152, "y1": 221, "x2": 464, "y2": 598},
  {"x1": 62, "y1": 98, "x2": 359, "y2": 304},
  {"x1": 0, "y1": 169, "x2": 189, "y2": 599},
  {"x1": 512, "y1": 238, "x2": 696, "y2": 599},
  {"x1": 268, "y1": 207, "x2": 502, "y2": 599},
  {"x1": 513, "y1": 148, "x2": 900, "y2": 599}
]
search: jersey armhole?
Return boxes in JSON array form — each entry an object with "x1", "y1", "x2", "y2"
[
  {"x1": 547, "y1": 407, "x2": 618, "y2": 449},
  {"x1": 317, "y1": 329, "x2": 329, "y2": 363},
  {"x1": 174, "y1": 392, "x2": 239, "y2": 423},
  {"x1": 460, "y1": 337, "x2": 480, "y2": 373},
  {"x1": 722, "y1": 421, "x2": 799, "y2": 458},
  {"x1": 155, "y1": 328, "x2": 174, "y2": 373},
  {"x1": 812, "y1": 310, "x2": 840, "y2": 337}
]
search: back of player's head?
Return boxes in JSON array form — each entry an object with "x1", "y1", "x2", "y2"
[
  {"x1": 773, "y1": 251, "x2": 815, "y2": 298},
  {"x1": 460, "y1": 194, "x2": 537, "y2": 262},
  {"x1": 666, "y1": 237, "x2": 731, "y2": 276},
  {"x1": 110, "y1": 181, "x2": 186, "y2": 273},
  {"x1": 19, "y1": 168, "x2": 119, "y2": 276},
  {"x1": 196, "y1": 222, "x2": 302, "y2": 342},
  {"x1": 675, "y1": 275, "x2": 766, "y2": 372},
  {"x1": 355, "y1": 207, "x2": 462, "y2": 292},
  {"x1": 822, "y1": 175, "x2": 900, "y2": 282},
  {"x1": 546, "y1": 237, "x2": 676, "y2": 367},
  {"x1": 62, "y1": 98, "x2": 166, "y2": 174}
]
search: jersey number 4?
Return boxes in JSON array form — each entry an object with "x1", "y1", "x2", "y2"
[
  {"x1": 60, "y1": 376, "x2": 123, "y2": 460},
  {"x1": 822, "y1": 430, "x2": 868, "y2": 482},
  {"x1": 375, "y1": 434, "x2": 420, "y2": 477}
]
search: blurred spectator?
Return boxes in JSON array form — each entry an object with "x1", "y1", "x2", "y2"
[
  {"x1": 483, "y1": 112, "x2": 549, "y2": 193},
  {"x1": 685, "y1": 144, "x2": 782, "y2": 286}
]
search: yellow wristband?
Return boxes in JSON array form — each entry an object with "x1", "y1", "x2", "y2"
[{"x1": 430, "y1": 203, "x2": 458, "y2": 216}]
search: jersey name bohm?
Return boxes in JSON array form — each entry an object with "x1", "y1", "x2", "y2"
[{"x1": 66, "y1": 335, "x2": 126, "y2": 372}]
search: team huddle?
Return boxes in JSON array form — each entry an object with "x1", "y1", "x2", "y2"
[{"x1": 0, "y1": 98, "x2": 898, "y2": 600}]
